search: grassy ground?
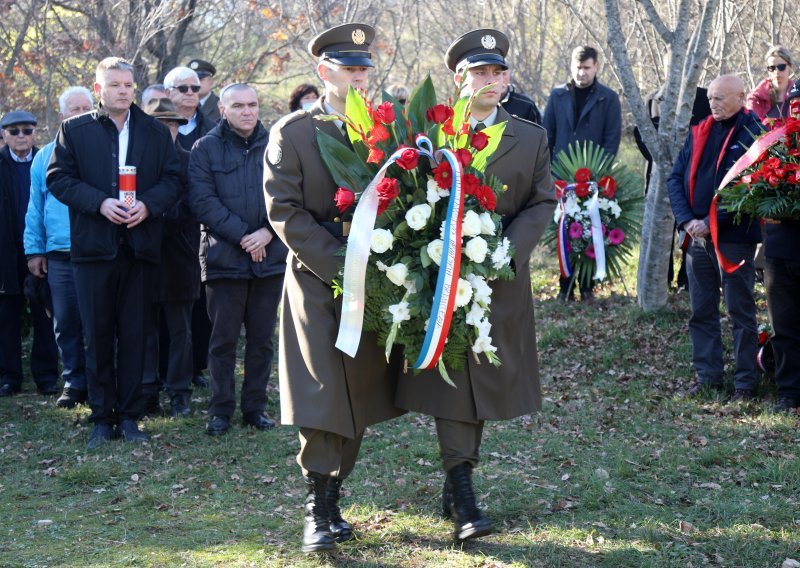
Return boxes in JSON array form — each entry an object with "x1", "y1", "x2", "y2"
[{"x1": 1, "y1": 250, "x2": 798, "y2": 568}]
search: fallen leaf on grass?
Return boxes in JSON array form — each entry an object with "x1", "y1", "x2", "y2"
[
  {"x1": 679, "y1": 520, "x2": 697, "y2": 534},
  {"x1": 695, "y1": 482, "x2": 721, "y2": 490},
  {"x1": 781, "y1": 560, "x2": 800, "y2": 568},
  {"x1": 594, "y1": 468, "x2": 609, "y2": 480}
]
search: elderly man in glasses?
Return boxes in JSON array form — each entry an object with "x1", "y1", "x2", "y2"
[
  {"x1": 0, "y1": 110, "x2": 59, "y2": 398},
  {"x1": 164, "y1": 66, "x2": 216, "y2": 151}
]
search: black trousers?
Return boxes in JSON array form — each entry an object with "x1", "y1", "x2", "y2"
[
  {"x1": 765, "y1": 256, "x2": 800, "y2": 400},
  {"x1": 0, "y1": 292, "x2": 58, "y2": 389},
  {"x1": 191, "y1": 284, "x2": 211, "y2": 374},
  {"x1": 205, "y1": 275, "x2": 283, "y2": 418},
  {"x1": 73, "y1": 250, "x2": 157, "y2": 424},
  {"x1": 159, "y1": 301, "x2": 194, "y2": 396}
]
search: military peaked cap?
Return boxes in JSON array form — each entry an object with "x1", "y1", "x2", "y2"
[
  {"x1": 445, "y1": 29, "x2": 509, "y2": 73},
  {"x1": 187, "y1": 59, "x2": 216, "y2": 78},
  {"x1": 308, "y1": 23, "x2": 375, "y2": 68}
]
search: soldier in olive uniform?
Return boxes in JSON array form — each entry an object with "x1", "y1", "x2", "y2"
[
  {"x1": 263, "y1": 23, "x2": 404, "y2": 553},
  {"x1": 395, "y1": 29, "x2": 556, "y2": 541}
]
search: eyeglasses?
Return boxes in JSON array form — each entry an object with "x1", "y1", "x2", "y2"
[
  {"x1": 6, "y1": 127, "x2": 34, "y2": 136},
  {"x1": 174, "y1": 85, "x2": 201, "y2": 93},
  {"x1": 768, "y1": 63, "x2": 789, "y2": 72}
]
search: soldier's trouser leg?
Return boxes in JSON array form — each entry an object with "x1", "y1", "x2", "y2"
[
  {"x1": 435, "y1": 418, "x2": 485, "y2": 472},
  {"x1": 297, "y1": 427, "x2": 364, "y2": 479}
]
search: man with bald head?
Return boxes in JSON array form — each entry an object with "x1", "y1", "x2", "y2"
[{"x1": 668, "y1": 74, "x2": 764, "y2": 400}]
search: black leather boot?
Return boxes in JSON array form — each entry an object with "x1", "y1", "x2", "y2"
[
  {"x1": 326, "y1": 478, "x2": 354, "y2": 542},
  {"x1": 302, "y1": 473, "x2": 336, "y2": 553},
  {"x1": 442, "y1": 475, "x2": 453, "y2": 518},
  {"x1": 448, "y1": 463, "x2": 493, "y2": 540}
]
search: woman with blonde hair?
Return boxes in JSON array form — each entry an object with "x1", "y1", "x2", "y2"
[{"x1": 746, "y1": 45, "x2": 794, "y2": 125}]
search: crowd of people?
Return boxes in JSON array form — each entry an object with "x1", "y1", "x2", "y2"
[{"x1": 0, "y1": 22, "x2": 798, "y2": 554}]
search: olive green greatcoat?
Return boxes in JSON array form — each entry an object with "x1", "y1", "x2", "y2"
[
  {"x1": 263, "y1": 99, "x2": 404, "y2": 440},
  {"x1": 395, "y1": 107, "x2": 556, "y2": 422}
]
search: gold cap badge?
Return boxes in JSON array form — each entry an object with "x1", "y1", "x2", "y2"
[{"x1": 352, "y1": 28, "x2": 366, "y2": 45}]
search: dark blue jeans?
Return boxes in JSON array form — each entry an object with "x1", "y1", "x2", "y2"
[
  {"x1": 686, "y1": 239, "x2": 758, "y2": 389},
  {"x1": 47, "y1": 258, "x2": 86, "y2": 391},
  {"x1": 764, "y1": 256, "x2": 800, "y2": 399}
]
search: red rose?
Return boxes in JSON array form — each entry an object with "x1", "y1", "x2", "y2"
[
  {"x1": 599, "y1": 176, "x2": 617, "y2": 199},
  {"x1": 433, "y1": 161, "x2": 452, "y2": 189},
  {"x1": 462, "y1": 173, "x2": 481, "y2": 195},
  {"x1": 791, "y1": 99, "x2": 800, "y2": 117},
  {"x1": 395, "y1": 148, "x2": 419, "y2": 170},
  {"x1": 333, "y1": 187, "x2": 355, "y2": 213},
  {"x1": 768, "y1": 174, "x2": 781, "y2": 186},
  {"x1": 574, "y1": 182, "x2": 590, "y2": 198},
  {"x1": 470, "y1": 131, "x2": 490, "y2": 151},
  {"x1": 427, "y1": 104, "x2": 454, "y2": 124},
  {"x1": 765, "y1": 157, "x2": 781, "y2": 170},
  {"x1": 455, "y1": 148, "x2": 473, "y2": 167},
  {"x1": 367, "y1": 147, "x2": 385, "y2": 164},
  {"x1": 574, "y1": 167, "x2": 592, "y2": 183},
  {"x1": 373, "y1": 101, "x2": 396, "y2": 124},
  {"x1": 376, "y1": 177, "x2": 400, "y2": 201},
  {"x1": 475, "y1": 185, "x2": 497, "y2": 211},
  {"x1": 367, "y1": 123, "x2": 390, "y2": 145},
  {"x1": 442, "y1": 118, "x2": 456, "y2": 136}
]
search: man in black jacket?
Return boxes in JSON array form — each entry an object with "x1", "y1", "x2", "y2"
[
  {"x1": 500, "y1": 69, "x2": 542, "y2": 125},
  {"x1": 0, "y1": 110, "x2": 59, "y2": 397},
  {"x1": 47, "y1": 57, "x2": 181, "y2": 449},
  {"x1": 188, "y1": 83, "x2": 287, "y2": 436},
  {"x1": 667, "y1": 75, "x2": 763, "y2": 400}
]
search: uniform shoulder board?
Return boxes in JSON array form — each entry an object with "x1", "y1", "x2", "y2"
[
  {"x1": 510, "y1": 114, "x2": 544, "y2": 130},
  {"x1": 273, "y1": 109, "x2": 310, "y2": 130}
]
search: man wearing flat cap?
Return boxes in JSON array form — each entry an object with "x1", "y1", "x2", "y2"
[
  {"x1": 264, "y1": 23, "x2": 404, "y2": 553},
  {"x1": 188, "y1": 59, "x2": 221, "y2": 123},
  {"x1": 0, "y1": 110, "x2": 59, "y2": 398},
  {"x1": 395, "y1": 28, "x2": 556, "y2": 541}
]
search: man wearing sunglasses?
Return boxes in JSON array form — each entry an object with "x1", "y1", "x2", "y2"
[
  {"x1": 0, "y1": 110, "x2": 59, "y2": 398},
  {"x1": 164, "y1": 66, "x2": 216, "y2": 151}
]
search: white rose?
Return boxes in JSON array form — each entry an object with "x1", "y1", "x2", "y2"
[
  {"x1": 467, "y1": 273, "x2": 492, "y2": 306},
  {"x1": 405, "y1": 203, "x2": 432, "y2": 231},
  {"x1": 385, "y1": 263, "x2": 408, "y2": 286},
  {"x1": 454, "y1": 278, "x2": 473, "y2": 307},
  {"x1": 479, "y1": 212, "x2": 496, "y2": 235},
  {"x1": 426, "y1": 239, "x2": 444, "y2": 266},
  {"x1": 464, "y1": 236, "x2": 488, "y2": 264},
  {"x1": 462, "y1": 210, "x2": 482, "y2": 237},
  {"x1": 370, "y1": 228, "x2": 394, "y2": 254},
  {"x1": 388, "y1": 301, "x2": 411, "y2": 324}
]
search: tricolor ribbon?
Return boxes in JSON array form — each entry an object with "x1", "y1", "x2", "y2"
[
  {"x1": 335, "y1": 136, "x2": 465, "y2": 371},
  {"x1": 556, "y1": 183, "x2": 606, "y2": 281},
  {"x1": 335, "y1": 144, "x2": 413, "y2": 357},
  {"x1": 412, "y1": 146, "x2": 464, "y2": 370},
  {"x1": 711, "y1": 125, "x2": 787, "y2": 273}
]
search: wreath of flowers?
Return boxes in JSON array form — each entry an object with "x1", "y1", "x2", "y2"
[
  {"x1": 316, "y1": 77, "x2": 515, "y2": 383},
  {"x1": 717, "y1": 100, "x2": 800, "y2": 221},
  {"x1": 543, "y1": 141, "x2": 643, "y2": 289}
]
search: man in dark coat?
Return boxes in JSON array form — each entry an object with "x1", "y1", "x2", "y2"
[
  {"x1": 164, "y1": 66, "x2": 216, "y2": 151},
  {"x1": 264, "y1": 24, "x2": 404, "y2": 553},
  {"x1": 141, "y1": 98, "x2": 201, "y2": 418},
  {"x1": 47, "y1": 57, "x2": 181, "y2": 449},
  {"x1": 188, "y1": 83, "x2": 286, "y2": 437},
  {"x1": 544, "y1": 46, "x2": 622, "y2": 303},
  {"x1": 500, "y1": 68, "x2": 542, "y2": 124},
  {"x1": 0, "y1": 110, "x2": 59, "y2": 397},
  {"x1": 667, "y1": 75, "x2": 764, "y2": 399},
  {"x1": 395, "y1": 29, "x2": 556, "y2": 542},
  {"x1": 188, "y1": 59, "x2": 221, "y2": 123}
]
